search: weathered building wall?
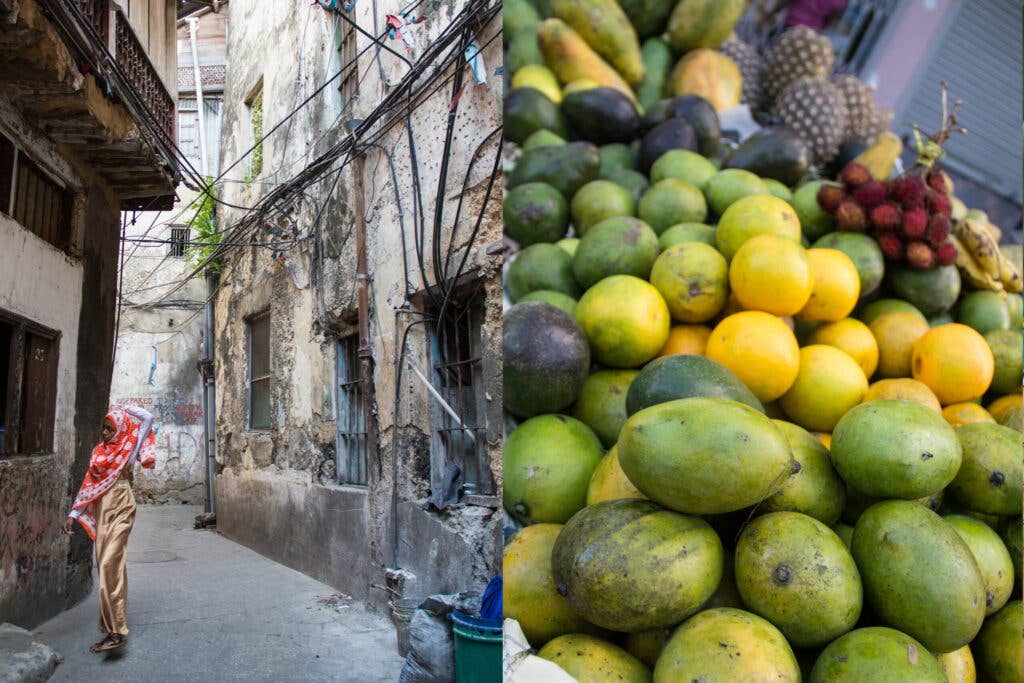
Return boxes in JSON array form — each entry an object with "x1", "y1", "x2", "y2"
[
  {"x1": 0, "y1": 120, "x2": 122, "y2": 628},
  {"x1": 212, "y1": 0, "x2": 502, "y2": 609}
]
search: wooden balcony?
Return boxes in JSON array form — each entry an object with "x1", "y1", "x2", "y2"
[{"x1": 0, "y1": 0, "x2": 178, "y2": 209}]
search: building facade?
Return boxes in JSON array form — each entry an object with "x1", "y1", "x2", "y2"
[
  {"x1": 211, "y1": 0, "x2": 502, "y2": 608},
  {"x1": 0, "y1": 0, "x2": 178, "y2": 626},
  {"x1": 110, "y1": 5, "x2": 228, "y2": 506}
]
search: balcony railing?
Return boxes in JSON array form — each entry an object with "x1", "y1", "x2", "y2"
[{"x1": 70, "y1": 0, "x2": 175, "y2": 146}]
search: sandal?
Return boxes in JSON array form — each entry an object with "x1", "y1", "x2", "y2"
[{"x1": 90, "y1": 633, "x2": 126, "y2": 653}]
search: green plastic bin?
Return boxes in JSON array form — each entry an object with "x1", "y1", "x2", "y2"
[{"x1": 450, "y1": 611, "x2": 502, "y2": 683}]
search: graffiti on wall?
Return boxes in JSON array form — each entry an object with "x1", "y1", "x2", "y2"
[{"x1": 118, "y1": 396, "x2": 203, "y2": 426}]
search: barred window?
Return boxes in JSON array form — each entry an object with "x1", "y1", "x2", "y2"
[
  {"x1": 428, "y1": 289, "x2": 492, "y2": 496},
  {"x1": 0, "y1": 132, "x2": 73, "y2": 252},
  {"x1": 245, "y1": 80, "x2": 264, "y2": 179},
  {"x1": 335, "y1": 18, "x2": 358, "y2": 109},
  {"x1": 169, "y1": 227, "x2": 189, "y2": 257},
  {"x1": 336, "y1": 335, "x2": 370, "y2": 485}
]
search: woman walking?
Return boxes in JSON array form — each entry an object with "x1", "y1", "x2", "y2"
[{"x1": 62, "y1": 405, "x2": 156, "y2": 653}]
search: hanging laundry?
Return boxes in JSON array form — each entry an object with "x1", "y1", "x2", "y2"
[
  {"x1": 464, "y1": 39, "x2": 486, "y2": 84},
  {"x1": 386, "y1": 13, "x2": 426, "y2": 53}
]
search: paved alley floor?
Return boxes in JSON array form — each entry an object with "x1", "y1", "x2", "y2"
[{"x1": 35, "y1": 505, "x2": 405, "y2": 682}]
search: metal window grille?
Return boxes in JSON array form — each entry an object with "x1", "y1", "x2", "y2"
[
  {"x1": 169, "y1": 227, "x2": 189, "y2": 257},
  {"x1": 428, "y1": 290, "x2": 492, "y2": 496},
  {"x1": 0, "y1": 311, "x2": 59, "y2": 457},
  {"x1": 0, "y1": 132, "x2": 73, "y2": 252},
  {"x1": 336, "y1": 19, "x2": 358, "y2": 109},
  {"x1": 335, "y1": 335, "x2": 369, "y2": 485},
  {"x1": 247, "y1": 313, "x2": 271, "y2": 430}
]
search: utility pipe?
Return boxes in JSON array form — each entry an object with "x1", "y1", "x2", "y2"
[
  {"x1": 201, "y1": 273, "x2": 217, "y2": 515},
  {"x1": 187, "y1": 17, "x2": 210, "y2": 177}
]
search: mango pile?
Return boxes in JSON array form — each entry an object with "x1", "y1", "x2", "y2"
[{"x1": 501, "y1": 1, "x2": 1024, "y2": 681}]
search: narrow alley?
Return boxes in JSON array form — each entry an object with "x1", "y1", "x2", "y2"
[{"x1": 34, "y1": 506, "x2": 404, "y2": 682}]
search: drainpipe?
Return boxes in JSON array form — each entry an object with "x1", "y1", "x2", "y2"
[
  {"x1": 187, "y1": 17, "x2": 209, "y2": 177},
  {"x1": 200, "y1": 273, "x2": 217, "y2": 515}
]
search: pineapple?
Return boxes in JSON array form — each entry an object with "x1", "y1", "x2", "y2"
[
  {"x1": 832, "y1": 74, "x2": 876, "y2": 142},
  {"x1": 766, "y1": 26, "x2": 835, "y2": 104},
  {"x1": 773, "y1": 76, "x2": 848, "y2": 165},
  {"x1": 719, "y1": 37, "x2": 766, "y2": 111}
]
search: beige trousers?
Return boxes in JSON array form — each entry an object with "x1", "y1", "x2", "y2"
[{"x1": 94, "y1": 477, "x2": 136, "y2": 635}]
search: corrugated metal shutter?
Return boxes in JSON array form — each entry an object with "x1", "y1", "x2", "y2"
[{"x1": 893, "y1": 0, "x2": 1022, "y2": 203}]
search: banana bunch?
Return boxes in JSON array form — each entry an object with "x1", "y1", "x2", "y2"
[{"x1": 950, "y1": 218, "x2": 1023, "y2": 294}]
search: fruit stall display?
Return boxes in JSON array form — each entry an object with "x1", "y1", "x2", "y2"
[{"x1": 501, "y1": 1, "x2": 1024, "y2": 681}]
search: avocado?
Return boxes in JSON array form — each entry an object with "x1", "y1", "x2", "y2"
[
  {"x1": 617, "y1": 0, "x2": 675, "y2": 39},
  {"x1": 598, "y1": 143, "x2": 637, "y2": 175},
  {"x1": 663, "y1": 95, "x2": 720, "y2": 157},
  {"x1": 508, "y1": 141, "x2": 601, "y2": 198},
  {"x1": 505, "y1": 87, "x2": 567, "y2": 145},
  {"x1": 561, "y1": 87, "x2": 641, "y2": 145},
  {"x1": 723, "y1": 126, "x2": 811, "y2": 186},
  {"x1": 637, "y1": 118, "x2": 698, "y2": 174}
]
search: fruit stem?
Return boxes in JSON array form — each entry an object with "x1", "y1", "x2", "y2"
[{"x1": 910, "y1": 81, "x2": 968, "y2": 170}]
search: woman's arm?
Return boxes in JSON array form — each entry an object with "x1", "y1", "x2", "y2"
[{"x1": 122, "y1": 405, "x2": 155, "y2": 465}]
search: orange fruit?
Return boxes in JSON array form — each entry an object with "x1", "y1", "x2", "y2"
[
  {"x1": 715, "y1": 194, "x2": 801, "y2": 261},
  {"x1": 815, "y1": 433, "x2": 832, "y2": 450},
  {"x1": 649, "y1": 242, "x2": 729, "y2": 323},
  {"x1": 912, "y1": 323, "x2": 995, "y2": 405},
  {"x1": 779, "y1": 345, "x2": 868, "y2": 432},
  {"x1": 706, "y1": 311, "x2": 800, "y2": 403},
  {"x1": 657, "y1": 325, "x2": 713, "y2": 357},
  {"x1": 942, "y1": 402, "x2": 996, "y2": 427},
  {"x1": 808, "y1": 318, "x2": 879, "y2": 378},
  {"x1": 729, "y1": 235, "x2": 813, "y2": 316},
  {"x1": 862, "y1": 378, "x2": 942, "y2": 413},
  {"x1": 796, "y1": 248, "x2": 860, "y2": 322},
  {"x1": 575, "y1": 275, "x2": 671, "y2": 369},
  {"x1": 870, "y1": 311, "x2": 931, "y2": 378},
  {"x1": 988, "y1": 394, "x2": 1023, "y2": 423}
]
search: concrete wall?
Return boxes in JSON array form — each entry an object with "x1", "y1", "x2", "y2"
[{"x1": 211, "y1": 0, "x2": 502, "y2": 608}]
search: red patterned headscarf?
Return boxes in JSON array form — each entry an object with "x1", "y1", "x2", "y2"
[{"x1": 71, "y1": 406, "x2": 156, "y2": 539}]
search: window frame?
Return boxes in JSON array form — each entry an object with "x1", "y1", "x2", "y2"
[
  {"x1": 246, "y1": 312, "x2": 271, "y2": 431},
  {"x1": 169, "y1": 226, "x2": 189, "y2": 257},
  {"x1": 335, "y1": 334, "x2": 370, "y2": 486},
  {"x1": 334, "y1": 16, "x2": 359, "y2": 111},
  {"x1": 0, "y1": 132, "x2": 74, "y2": 252},
  {"x1": 426, "y1": 287, "x2": 492, "y2": 498},
  {"x1": 244, "y1": 79, "x2": 264, "y2": 180},
  {"x1": 0, "y1": 309, "x2": 60, "y2": 457}
]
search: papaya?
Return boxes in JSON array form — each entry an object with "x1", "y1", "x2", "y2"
[
  {"x1": 851, "y1": 131, "x2": 903, "y2": 180},
  {"x1": 618, "y1": 397, "x2": 793, "y2": 515},
  {"x1": 538, "y1": 634, "x2": 652, "y2": 682},
  {"x1": 724, "y1": 127, "x2": 812, "y2": 187},
  {"x1": 551, "y1": 499, "x2": 724, "y2": 631},
  {"x1": 550, "y1": 0, "x2": 645, "y2": 85},
  {"x1": 571, "y1": 369, "x2": 639, "y2": 448},
  {"x1": 666, "y1": 0, "x2": 745, "y2": 52},
  {"x1": 809, "y1": 627, "x2": 946, "y2": 682},
  {"x1": 503, "y1": 414, "x2": 604, "y2": 525},
  {"x1": 507, "y1": 30, "x2": 544, "y2": 74},
  {"x1": 654, "y1": 608, "x2": 800, "y2": 683},
  {"x1": 507, "y1": 141, "x2": 601, "y2": 198},
  {"x1": 667, "y1": 49, "x2": 742, "y2": 112},
  {"x1": 625, "y1": 353, "x2": 762, "y2": 416},
  {"x1": 503, "y1": 524, "x2": 603, "y2": 645},
  {"x1": 851, "y1": 500, "x2": 986, "y2": 653},
  {"x1": 503, "y1": 301, "x2": 589, "y2": 417},
  {"x1": 762, "y1": 420, "x2": 846, "y2": 525},
  {"x1": 830, "y1": 400, "x2": 962, "y2": 500},
  {"x1": 735, "y1": 511, "x2": 862, "y2": 648},
  {"x1": 973, "y1": 600, "x2": 1022, "y2": 683},
  {"x1": 537, "y1": 19, "x2": 636, "y2": 100},
  {"x1": 561, "y1": 87, "x2": 641, "y2": 145},
  {"x1": 504, "y1": 0, "x2": 541, "y2": 35},
  {"x1": 949, "y1": 422, "x2": 1023, "y2": 515},
  {"x1": 636, "y1": 38, "x2": 672, "y2": 110}
]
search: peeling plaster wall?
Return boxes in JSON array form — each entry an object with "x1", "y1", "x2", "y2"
[{"x1": 212, "y1": 0, "x2": 502, "y2": 608}]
